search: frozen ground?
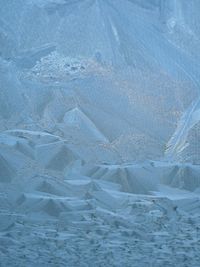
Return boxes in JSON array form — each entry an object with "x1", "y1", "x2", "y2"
[{"x1": 1, "y1": 0, "x2": 200, "y2": 266}]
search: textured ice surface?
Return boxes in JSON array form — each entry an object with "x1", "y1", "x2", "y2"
[
  {"x1": 0, "y1": 0, "x2": 199, "y2": 161},
  {"x1": 0, "y1": 0, "x2": 200, "y2": 266}
]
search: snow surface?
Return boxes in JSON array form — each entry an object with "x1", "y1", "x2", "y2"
[{"x1": 0, "y1": 0, "x2": 200, "y2": 266}]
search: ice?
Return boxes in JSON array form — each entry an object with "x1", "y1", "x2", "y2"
[
  {"x1": 0, "y1": 154, "x2": 15, "y2": 183},
  {"x1": 36, "y1": 141, "x2": 79, "y2": 171},
  {"x1": 61, "y1": 107, "x2": 109, "y2": 143},
  {"x1": 82, "y1": 163, "x2": 158, "y2": 194},
  {"x1": 1, "y1": 0, "x2": 200, "y2": 266}
]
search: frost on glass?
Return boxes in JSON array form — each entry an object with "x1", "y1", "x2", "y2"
[{"x1": 0, "y1": 1, "x2": 200, "y2": 266}]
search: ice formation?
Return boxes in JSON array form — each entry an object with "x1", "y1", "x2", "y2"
[{"x1": 0, "y1": 0, "x2": 200, "y2": 266}]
